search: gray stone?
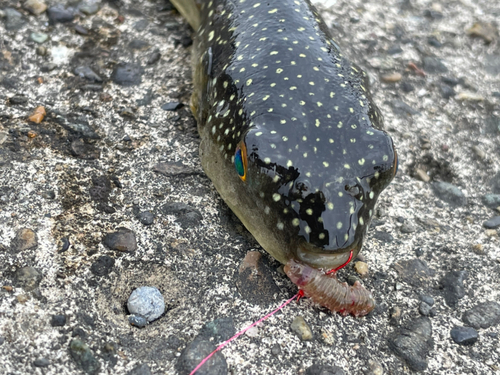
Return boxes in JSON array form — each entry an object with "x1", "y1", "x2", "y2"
[
  {"x1": 291, "y1": 316, "x2": 313, "y2": 341},
  {"x1": 305, "y1": 364, "x2": 345, "y2": 375},
  {"x1": 74, "y1": 66, "x2": 102, "y2": 82},
  {"x1": 47, "y1": 5, "x2": 74, "y2": 25},
  {"x1": 33, "y1": 358, "x2": 50, "y2": 367},
  {"x1": 199, "y1": 318, "x2": 235, "y2": 343},
  {"x1": 111, "y1": 63, "x2": 143, "y2": 86},
  {"x1": 69, "y1": 339, "x2": 101, "y2": 374},
  {"x1": 24, "y1": 0, "x2": 48, "y2": 16},
  {"x1": 388, "y1": 317, "x2": 433, "y2": 371},
  {"x1": 440, "y1": 270, "x2": 467, "y2": 308},
  {"x1": 14, "y1": 267, "x2": 42, "y2": 292},
  {"x1": 482, "y1": 194, "x2": 500, "y2": 209},
  {"x1": 4, "y1": 8, "x2": 25, "y2": 31},
  {"x1": 462, "y1": 301, "x2": 500, "y2": 329},
  {"x1": 423, "y1": 56, "x2": 448, "y2": 73},
  {"x1": 431, "y1": 182, "x2": 467, "y2": 206},
  {"x1": 78, "y1": 3, "x2": 99, "y2": 15},
  {"x1": 11, "y1": 228, "x2": 38, "y2": 251},
  {"x1": 483, "y1": 216, "x2": 500, "y2": 229},
  {"x1": 177, "y1": 336, "x2": 227, "y2": 375},
  {"x1": 30, "y1": 32, "x2": 48, "y2": 44},
  {"x1": 128, "y1": 315, "x2": 148, "y2": 328},
  {"x1": 127, "y1": 364, "x2": 152, "y2": 375},
  {"x1": 127, "y1": 286, "x2": 165, "y2": 322},
  {"x1": 450, "y1": 326, "x2": 478, "y2": 345},
  {"x1": 103, "y1": 227, "x2": 137, "y2": 252}
]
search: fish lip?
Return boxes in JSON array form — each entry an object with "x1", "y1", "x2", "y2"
[{"x1": 294, "y1": 240, "x2": 361, "y2": 270}]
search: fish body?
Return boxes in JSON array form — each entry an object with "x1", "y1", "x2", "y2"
[{"x1": 170, "y1": 0, "x2": 397, "y2": 313}]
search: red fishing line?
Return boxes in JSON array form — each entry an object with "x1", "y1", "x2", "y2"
[{"x1": 189, "y1": 293, "x2": 300, "y2": 375}]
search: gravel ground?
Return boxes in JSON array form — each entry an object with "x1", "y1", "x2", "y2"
[{"x1": 1, "y1": 0, "x2": 500, "y2": 374}]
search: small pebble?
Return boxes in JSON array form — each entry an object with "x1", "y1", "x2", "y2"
[
  {"x1": 111, "y1": 63, "x2": 143, "y2": 86},
  {"x1": 419, "y1": 302, "x2": 436, "y2": 317},
  {"x1": 9, "y1": 94, "x2": 29, "y2": 105},
  {"x1": 420, "y1": 295, "x2": 434, "y2": 306},
  {"x1": 483, "y1": 216, "x2": 500, "y2": 229},
  {"x1": 431, "y1": 181, "x2": 467, "y2": 207},
  {"x1": 16, "y1": 294, "x2": 29, "y2": 303},
  {"x1": 440, "y1": 270, "x2": 467, "y2": 307},
  {"x1": 244, "y1": 326, "x2": 259, "y2": 337},
  {"x1": 24, "y1": 0, "x2": 48, "y2": 16},
  {"x1": 423, "y1": 56, "x2": 448, "y2": 73},
  {"x1": 74, "y1": 66, "x2": 102, "y2": 82},
  {"x1": 177, "y1": 337, "x2": 227, "y2": 375},
  {"x1": 28, "y1": 106, "x2": 47, "y2": 124},
  {"x1": 471, "y1": 145, "x2": 486, "y2": 160},
  {"x1": 74, "y1": 24, "x2": 89, "y2": 35},
  {"x1": 321, "y1": 329, "x2": 335, "y2": 346},
  {"x1": 450, "y1": 326, "x2": 478, "y2": 345},
  {"x1": 40, "y1": 63, "x2": 57, "y2": 72},
  {"x1": 36, "y1": 46, "x2": 47, "y2": 56},
  {"x1": 162, "y1": 102, "x2": 184, "y2": 111},
  {"x1": 51, "y1": 314, "x2": 66, "y2": 327},
  {"x1": 127, "y1": 363, "x2": 153, "y2": 375},
  {"x1": 33, "y1": 358, "x2": 50, "y2": 367},
  {"x1": 14, "y1": 266, "x2": 42, "y2": 292},
  {"x1": 271, "y1": 343, "x2": 281, "y2": 356},
  {"x1": 462, "y1": 301, "x2": 500, "y2": 329},
  {"x1": 127, "y1": 286, "x2": 165, "y2": 322},
  {"x1": 354, "y1": 261, "x2": 369, "y2": 277},
  {"x1": 456, "y1": 92, "x2": 484, "y2": 102},
  {"x1": 415, "y1": 168, "x2": 431, "y2": 182},
  {"x1": 30, "y1": 32, "x2": 48, "y2": 44},
  {"x1": 136, "y1": 211, "x2": 155, "y2": 225},
  {"x1": 400, "y1": 223, "x2": 416, "y2": 233},
  {"x1": 147, "y1": 51, "x2": 161, "y2": 65},
  {"x1": 47, "y1": 5, "x2": 74, "y2": 25},
  {"x1": 59, "y1": 237, "x2": 70, "y2": 252},
  {"x1": 90, "y1": 256, "x2": 115, "y2": 276},
  {"x1": 11, "y1": 228, "x2": 38, "y2": 251},
  {"x1": 291, "y1": 316, "x2": 313, "y2": 341},
  {"x1": 380, "y1": 72, "x2": 402, "y2": 83},
  {"x1": 69, "y1": 339, "x2": 101, "y2": 374},
  {"x1": 485, "y1": 229, "x2": 497, "y2": 237},
  {"x1": 0, "y1": 336, "x2": 4, "y2": 345},
  {"x1": 79, "y1": 3, "x2": 99, "y2": 15},
  {"x1": 102, "y1": 227, "x2": 137, "y2": 252},
  {"x1": 128, "y1": 315, "x2": 148, "y2": 328},
  {"x1": 368, "y1": 359, "x2": 384, "y2": 375},
  {"x1": 467, "y1": 22, "x2": 496, "y2": 43},
  {"x1": 4, "y1": 8, "x2": 25, "y2": 31},
  {"x1": 482, "y1": 194, "x2": 500, "y2": 209}
]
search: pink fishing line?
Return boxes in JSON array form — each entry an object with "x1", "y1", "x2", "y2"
[{"x1": 189, "y1": 293, "x2": 300, "y2": 375}]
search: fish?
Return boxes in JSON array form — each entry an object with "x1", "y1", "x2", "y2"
[{"x1": 170, "y1": 0, "x2": 397, "y2": 315}]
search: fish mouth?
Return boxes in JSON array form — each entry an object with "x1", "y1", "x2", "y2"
[{"x1": 295, "y1": 239, "x2": 361, "y2": 270}]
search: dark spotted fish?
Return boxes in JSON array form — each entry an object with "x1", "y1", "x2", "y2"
[{"x1": 171, "y1": 0, "x2": 397, "y2": 315}]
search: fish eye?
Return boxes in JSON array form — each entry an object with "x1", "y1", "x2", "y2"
[{"x1": 235, "y1": 141, "x2": 248, "y2": 181}]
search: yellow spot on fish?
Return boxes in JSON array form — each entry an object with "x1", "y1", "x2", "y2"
[{"x1": 268, "y1": 8, "x2": 278, "y2": 13}]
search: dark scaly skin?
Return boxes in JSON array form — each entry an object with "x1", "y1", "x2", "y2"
[{"x1": 180, "y1": 0, "x2": 397, "y2": 314}]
